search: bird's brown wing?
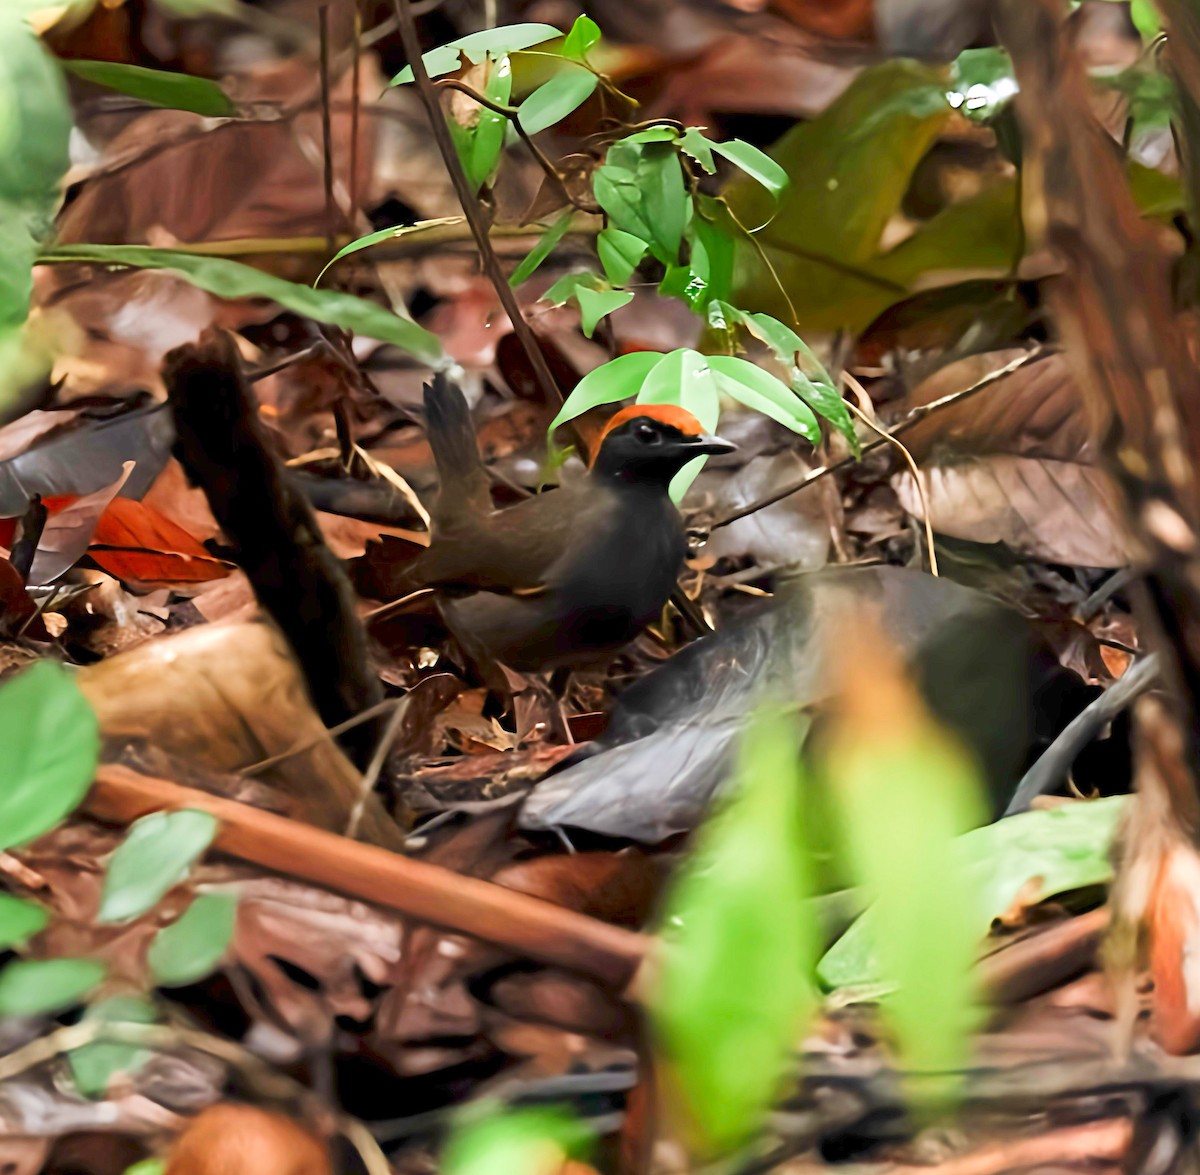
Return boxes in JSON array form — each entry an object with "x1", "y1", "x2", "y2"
[{"x1": 402, "y1": 479, "x2": 607, "y2": 593}]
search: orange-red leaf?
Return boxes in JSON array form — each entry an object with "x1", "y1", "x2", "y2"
[{"x1": 88, "y1": 497, "x2": 232, "y2": 586}]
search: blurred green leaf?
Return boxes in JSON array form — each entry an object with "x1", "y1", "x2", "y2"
[
  {"x1": 69, "y1": 995, "x2": 155, "y2": 1098},
  {"x1": 680, "y1": 127, "x2": 716, "y2": 173},
  {"x1": 652, "y1": 707, "x2": 817, "y2": 1155},
  {"x1": 820, "y1": 796, "x2": 1127, "y2": 990},
  {"x1": 596, "y1": 227, "x2": 647, "y2": 285},
  {"x1": 561, "y1": 14, "x2": 601, "y2": 59},
  {"x1": 1131, "y1": 0, "x2": 1162, "y2": 40},
  {"x1": 517, "y1": 67, "x2": 597, "y2": 135},
  {"x1": 0, "y1": 661, "x2": 98, "y2": 852},
  {"x1": 0, "y1": 958, "x2": 105, "y2": 1016},
  {"x1": 391, "y1": 24, "x2": 561, "y2": 83},
  {"x1": 61, "y1": 60, "x2": 235, "y2": 117},
  {"x1": 947, "y1": 47, "x2": 1017, "y2": 122},
  {"x1": 99, "y1": 810, "x2": 218, "y2": 924},
  {"x1": 823, "y1": 665, "x2": 989, "y2": 1083},
  {"x1": 40, "y1": 245, "x2": 444, "y2": 363},
  {"x1": 149, "y1": 893, "x2": 238, "y2": 986},
  {"x1": 442, "y1": 1107, "x2": 592, "y2": 1175},
  {"x1": 0, "y1": 10, "x2": 71, "y2": 412},
  {"x1": 316, "y1": 216, "x2": 463, "y2": 285},
  {"x1": 509, "y1": 211, "x2": 574, "y2": 286},
  {"x1": 707, "y1": 355, "x2": 820, "y2": 444},
  {"x1": 547, "y1": 350, "x2": 663, "y2": 434},
  {"x1": 0, "y1": 894, "x2": 48, "y2": 949}
]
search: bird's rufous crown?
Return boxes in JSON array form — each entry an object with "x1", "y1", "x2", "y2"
[{"x1": 597, "y1": 404, "x2": 706, "y2": 446}]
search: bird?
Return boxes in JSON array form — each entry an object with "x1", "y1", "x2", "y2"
[
  {"x1": 520, "y1": 564, "x2": 1100, "y2": 840},
  {"x1": 397, "y1": 374, "x2": 735, "y2": 674}
]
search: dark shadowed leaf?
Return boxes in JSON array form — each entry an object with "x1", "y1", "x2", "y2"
[
  {"x1": 652, "y1": 707, "x2": 817, "y2": 1156},
  {"x1": 148, "y1": 893, "x2": 238, "y2": 986},
  {"x1": 61, "y1": 61, "x2": 235, "y2": 117},
  {"x1": 0, "y1": 660, "x2": 98, "y2": 852},
  {"x1": 0, "y1": 958, "x2": 105, "y2": 1016},
  {"x1": 99, "y1": 809, "x2": 219, "y2": 924}
]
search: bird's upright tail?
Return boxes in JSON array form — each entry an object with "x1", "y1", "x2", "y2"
[{"x1": 423, "y1": 373, "x2": 491, "y2": 523}]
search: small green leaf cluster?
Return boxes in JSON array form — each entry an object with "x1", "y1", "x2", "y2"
[{"x1": 0, "y1": 660, "x2": 235, "y2": 1099}]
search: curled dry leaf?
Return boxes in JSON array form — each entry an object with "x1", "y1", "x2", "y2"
[{"x1": 892, "y1": 350, "x2": 1137, "y2": 566}]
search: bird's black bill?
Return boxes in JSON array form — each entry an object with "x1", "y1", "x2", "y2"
[{"x1": 686, "y1": 433, "x2": 737, "y2": 456}]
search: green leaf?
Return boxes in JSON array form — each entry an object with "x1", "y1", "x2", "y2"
[
  {"x1": 1131, "y1": 0, "x2": 1162, "y2": 39},
  {"x1": 61, "y1": 60, "x2": 235, "y2": 117},
  {"x1": 449, "y1": 55, "x2": 513, "y2": 194},
  {"x1": 679, "y1": 127, "x2": 716, "y2": 174},
  {"x1": 574, "y1": 285, "x2": 633, "y2": 337},
  {"x1": 148, "y1": 893, "x2": 238, "y2": 986},
  {"x1": 823, "y1": 677, "x2": 989, "y2": 1083},
  {"x1": 0, "y1": 893, "x2": 48, "y2": 949},
  {"x1": 652, "y1": 707, "x2": 817, "y2": 1156},
  {"x1": 593, "y1": 143, "x2": 655, "y2": 243},
  {"x1": 69, "y1": 995, "x2": 156, "y2": 1098},
  {"x1": 547, "y1": 350, "x2": 664, "y2": 435},
  {"x1": 509, "y1": 211, "x2": 574, "y2": 286},
  {"x1": 442, "y1": 1107, "x2": 592, "y2": 1175},
  {"x1": 707, "y1": 355, "x2": 820, "y2": 444},
  {"x1": 561, "y1": 14, "x2": 601, "y2": 60},
  {"x1": 819, "y1": 796, "x2": 1127, "y2": 990},
  {"x1": 0, "y1": 958, "x2": 105, "y2": 1016},
  {"x1": 123, "y1": 1161, "x2": 166, "y2": 1175},
  {"x1": 99, "y1": 810, "x2": 218, "y2": 924},
  {"x1": 316, "y1": 216, "x2": 463, "y2": 285},
  {"x1": 639, "y1": 144, "x2": 690, "y2": 264},
  {"x1": 0, "y1": 10, "x2": 71, "y2": 369},
  {"x1": 0, "y1": 661, "x2": 99, "y2": 852},
  {"x1": 711, "y1": 138, "x2": 788, "y2": 197},
  {"x1": 39, "y1": 246, "x2": 444, "y2": 364},
  {"x1": 517, "y1": 68, "x2": 597, "y2": 135},
  {"x1": 596, "y1": 227, "x2": 648, "y2": 286},
  {"x1": 686, "y1": 207, "x2": 735, "y2": 305},
  {"x1": 391, "y1": 24, "x2": 561, "y2": 84},
  {"x1": 639, "y1": 348, "x2": 719, "y2": 430}
]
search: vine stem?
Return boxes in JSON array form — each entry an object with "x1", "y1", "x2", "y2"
[{"x1": 389, "y1": 0, "x2": 563, "y2": 404}]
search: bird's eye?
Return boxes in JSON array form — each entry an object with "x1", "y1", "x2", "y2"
[{"x1": 635, "y1": 422, "x2": 661, "y2": 445}]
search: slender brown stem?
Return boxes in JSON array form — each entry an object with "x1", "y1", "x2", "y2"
[
  {"x1": 350, "y1": 2, "x2": 362, "y2": 218},
  {"x1": 389, "y1": 0, "x2": 564, "y2": 404},
  {"x1": 709, "y1": 346, "x2": 1048, "y2": 531},
  {"x1": 318, "y1": 6, "x2": 336, "y2": 257}
]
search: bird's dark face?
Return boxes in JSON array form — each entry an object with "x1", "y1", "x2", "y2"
[{"x1": 591, "y1": 407, "x2": 736, "y2": 487}]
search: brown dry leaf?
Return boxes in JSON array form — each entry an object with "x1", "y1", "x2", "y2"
[
  {"x1": 76, "y1": 620, "x2": 405, "y2": 849},
  {"x1": 892, "y1": 350, "x2": 1136, "y2": 566}
]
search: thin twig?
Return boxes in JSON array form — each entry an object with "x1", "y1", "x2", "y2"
[
  {"x1": 346, "y1": 693, "x2": 413, "y2": 839},
  {"x1": 350, "y1": 2, "x2": 362, "y2": 219},
  {"x1": 709, "y1": 347, "x2": 1049, "y2": 531},
  {"x1": 435, "y1": 78, "x2": 601, "y2": 215},
  {"x1": 317, "y1": 6, "x2": 336, "y2": 257},
  {"x1": 246, "y1": 341, "x2": 329, "y2": 382},
  {"x1": 843, "y1": 373, "x2": 939, "y2": 576},
  {"x1": 388, "y1": 0, "x2": 564, "y2": 405}
]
